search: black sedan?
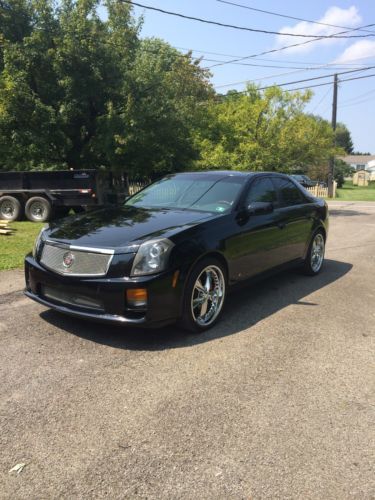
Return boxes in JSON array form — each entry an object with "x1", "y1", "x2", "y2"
[{"x1": 25, "y1": 171, "x2": 329, "y2": 332}]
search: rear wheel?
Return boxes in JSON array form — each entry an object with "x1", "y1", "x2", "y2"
[
  {"x1": 0, "y1": 196, "x2": 22, "y2": 221},
  {"x1": 180, "y1": 258, "x2": 227, "y2": 333},
  {"x1": 302, "y1": 231, "x2": 325, "y2": 275},
  {"x1": 25, "y1": 196, "x2": 52, "y2": 222}
]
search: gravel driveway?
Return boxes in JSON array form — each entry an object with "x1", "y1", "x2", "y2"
[{"x1": 0, "y1": 201, "x2": 374, "y2": 499}]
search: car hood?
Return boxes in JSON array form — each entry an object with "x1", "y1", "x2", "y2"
[{"x1": 45, "y1": 206, "x2": 214, "y2": 251}]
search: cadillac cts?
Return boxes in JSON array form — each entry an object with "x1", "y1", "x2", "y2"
[{"x1": 25, "y1": 171, "x2": 329, "y2": 332}]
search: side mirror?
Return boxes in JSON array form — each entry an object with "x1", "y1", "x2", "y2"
[{"x1": 247, "y1": 201, "x2": 274, "y2": 215}]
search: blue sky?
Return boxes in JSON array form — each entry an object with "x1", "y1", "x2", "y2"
[{"x1": 127, "y1": 0, "x2": 375, "y2": 153}]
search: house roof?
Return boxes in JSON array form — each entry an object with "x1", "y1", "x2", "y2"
[{"x1": 340, "y1": 155, "x2": 375, "y2": 164}]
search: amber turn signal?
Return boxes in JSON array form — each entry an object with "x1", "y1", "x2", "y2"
[{"x1": 126, "y1": 288, "x2": 148, "y2": 308}]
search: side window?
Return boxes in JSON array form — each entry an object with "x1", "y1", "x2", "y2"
[
  {"x1": 272, "y1": 177, "x2": 305, "y2": 207},
  {"x1": 245, "y1": 178, "x2": 278, "y2": 206}
]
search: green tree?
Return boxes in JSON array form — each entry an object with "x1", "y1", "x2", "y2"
[
  {"x1": 334, "y1": 158, "x2": 353, "y2": 187},
  {"x1": 194, "y1": 85, "x2": 340, "y2": 172},
  {"x1": 335, "y1": 122, "x2": 354, "y2": 154},
  {"x1": 0, "y1": 0, "x2": 139, "y2": 171},
  {"x1": 97, "y1": 38, "x2": 214, "y2": 177}
]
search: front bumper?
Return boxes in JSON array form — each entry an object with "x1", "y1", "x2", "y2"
[{"x1": 24, "y1": 255, "x2": 182, "y2": 328}]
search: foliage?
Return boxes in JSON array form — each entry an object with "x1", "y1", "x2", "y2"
[
  {"x1": 0, "y1": 0, "x2": 143, "y2": 171},
  {"x1": 335, "y1": 122, "x2": 354, "y2": 154},
  {"x1": 94, "y1": 38, "x2": 214, "y2": 177},
  {"x1": 193, "y1": 86, "x2": 341, "y2": 172},
  {"x1": 334, "y1": 158, "x2": 353, "y2": 188},
  {"x1": 0, "y1": 1, "x2": 351, "y2": 177}
]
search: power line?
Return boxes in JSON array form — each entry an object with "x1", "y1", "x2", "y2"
[
  {"x1": 311, "y1": 87, "x2": 332, "y2": 113},
  {"x1": 124, "y1": 1, "x2": 375, "y2": 39},
  {"x1": 215, "y1": 69, "x2": 307, "y2": 88},
  {"x1": 340, "y1": 88, "x2": 375, "y2": 104},
  {"x1": 339, "y1": 95, "x2": 375, "y2": 108},
  {"x1": 175, "y1": 46, "x2": 375, "y2": 66},
  {"x1": 225, "y1": 71, "x2": 375, "y2": 95},
  {"x1": 202, "y1": 57, "x2": 366, "y2": 70},
  {"x1": 205, "y1": 23, "x2": 375, "y2": 69},
  {"x1": 216, "y1": 0, "x2": 375, "y2": 35},
  {"x1": 257, "y1": 68, "x2": 374, "y2": 91},
  {"x1": 216, "y1": 66, "x2": 375, "y2": 90},
  {"x1": 271, "y1": 72, "x2": 375, "y2": 92}
]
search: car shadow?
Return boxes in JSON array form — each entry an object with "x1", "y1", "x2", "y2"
[
  {"x1": 329, "y1": 209, "x2": 370, "y2": 217},
  {"x1": 40, "y1": 259, "x2": 353, "y2": 351}
]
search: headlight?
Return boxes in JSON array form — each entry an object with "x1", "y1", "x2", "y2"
[
  {"x1": 32, "y1": 226, "x2": 48, "y2": 258},
  {"x1": 131, "y1": 239, "x2": 174, "y2": 276}
]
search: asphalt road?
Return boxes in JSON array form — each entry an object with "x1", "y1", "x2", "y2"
[{"x1": 0, "y1": 201, "x2": 374, "y2": 499}]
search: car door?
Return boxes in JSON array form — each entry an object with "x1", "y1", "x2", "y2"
[
  {"x1": 226, "y1": 176, "x2": 290, "y2": 281},
  {"x1": 271, "y1": 176, "x2": 314, "y2": 263}
]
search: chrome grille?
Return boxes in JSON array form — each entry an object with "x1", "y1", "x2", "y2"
[{"x1": 40, "y1": 242, "x2": 113, "y2": 276}]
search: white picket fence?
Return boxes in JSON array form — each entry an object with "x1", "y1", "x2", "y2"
[
  {"x1": 305, "y1": 181, "x2": 337, "y2": 198},
  {"x1": 128, "y1": 180, "x2": 149, "y2": 195}
]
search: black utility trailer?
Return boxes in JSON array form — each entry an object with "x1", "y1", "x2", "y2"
[{"x1": 0, "y1": 169, "x2": 119, "y2": 222}]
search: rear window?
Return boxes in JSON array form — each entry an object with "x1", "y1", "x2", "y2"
[
  {"x1": 272, "y1": 177, "x2": 305, "y2": 207},
  {"x1": 245, "y1": 178, "x2": 277, "y2": 205}
]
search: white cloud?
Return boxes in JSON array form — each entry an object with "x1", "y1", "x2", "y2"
[
  {"x1": 334, "y1": 40, "x2": 375, "y2": 63},
  {"x1": 275, "y1": 6, "x2": 362, "y2": 54}
]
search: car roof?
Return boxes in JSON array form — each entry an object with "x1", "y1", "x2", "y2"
[{"x1": 171, "y1": 170, "x2": 291, "y2": 179}]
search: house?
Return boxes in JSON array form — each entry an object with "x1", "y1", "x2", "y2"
[
  {"x1": 340, "y1": 155, "x2": 375, "y2": 172},
  {"x1": 366, "y1": 160, "x2": 375, "y2": 180}
]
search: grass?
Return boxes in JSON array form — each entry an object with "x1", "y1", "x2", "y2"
[
  {"x1": 0, "y1": 221, "x2": 44, "y2": 271},
  {"x1": 336, "y1": 181, "x2": 375, "y2": 201}
]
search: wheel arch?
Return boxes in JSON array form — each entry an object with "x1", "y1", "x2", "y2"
[
  {"x1": 303, "y1": 224, "x2": 327, "y2": 260},
  {"x1": 187, "y1": 250, "x2": 229, "y2": 282},
  {"x1": 178, "y1": 250, "x2": 229, "y2": 316}
]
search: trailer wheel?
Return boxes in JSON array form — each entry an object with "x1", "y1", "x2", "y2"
[
  {"x1": 0, "y1": 196, "x2": 22, "y2": 221},
  {"x1": 25, "y1": 197, "x2": 52, "y2": 222}
]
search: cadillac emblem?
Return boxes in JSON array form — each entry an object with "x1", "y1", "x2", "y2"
[{"x1": 62, "y1": 251, "x2": 75, "y2": 269}]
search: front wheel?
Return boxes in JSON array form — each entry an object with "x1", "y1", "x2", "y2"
[
  {"x1": 179, "y1": 258, "x2": 227, "y2": 333},
  {"x1": 302, "y1": 231, "x2": 325, "y2": 276}
]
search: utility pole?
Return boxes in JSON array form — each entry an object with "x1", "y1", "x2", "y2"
[{"x1": 328, "y1": 74, "x2": 338, "y2": 197}]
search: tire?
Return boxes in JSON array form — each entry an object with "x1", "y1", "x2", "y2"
[
  {"x1": 0, "y1": 195, "x2": 22, "y2": 221},
  {"x1": 179, "y1": 257, "x2": 227, "y2": 333},
  {"x1": 302, "y1": 230, "x2": 325, "y2": 276},
  {"x1": 25, "y1": 196, "x2": 52, "y2": 222}
]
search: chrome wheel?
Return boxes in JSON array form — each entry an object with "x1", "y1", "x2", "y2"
[
  {"x1": 0, "y1": 200, "x2": 15, "y2": 219},
  {"x1": 191, "y1": 265, "x2": 225, "y2": 327},
  {"x1": 30, "y1": 201, "x2": 46, "y2": 221},
  {"x1": 311, "y1": 233, "x2": 325, "y2": 272}
]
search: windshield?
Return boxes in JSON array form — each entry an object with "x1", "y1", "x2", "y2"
[{"x1": 125, "y1": 175, "x2": 245, "y2": 213}]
